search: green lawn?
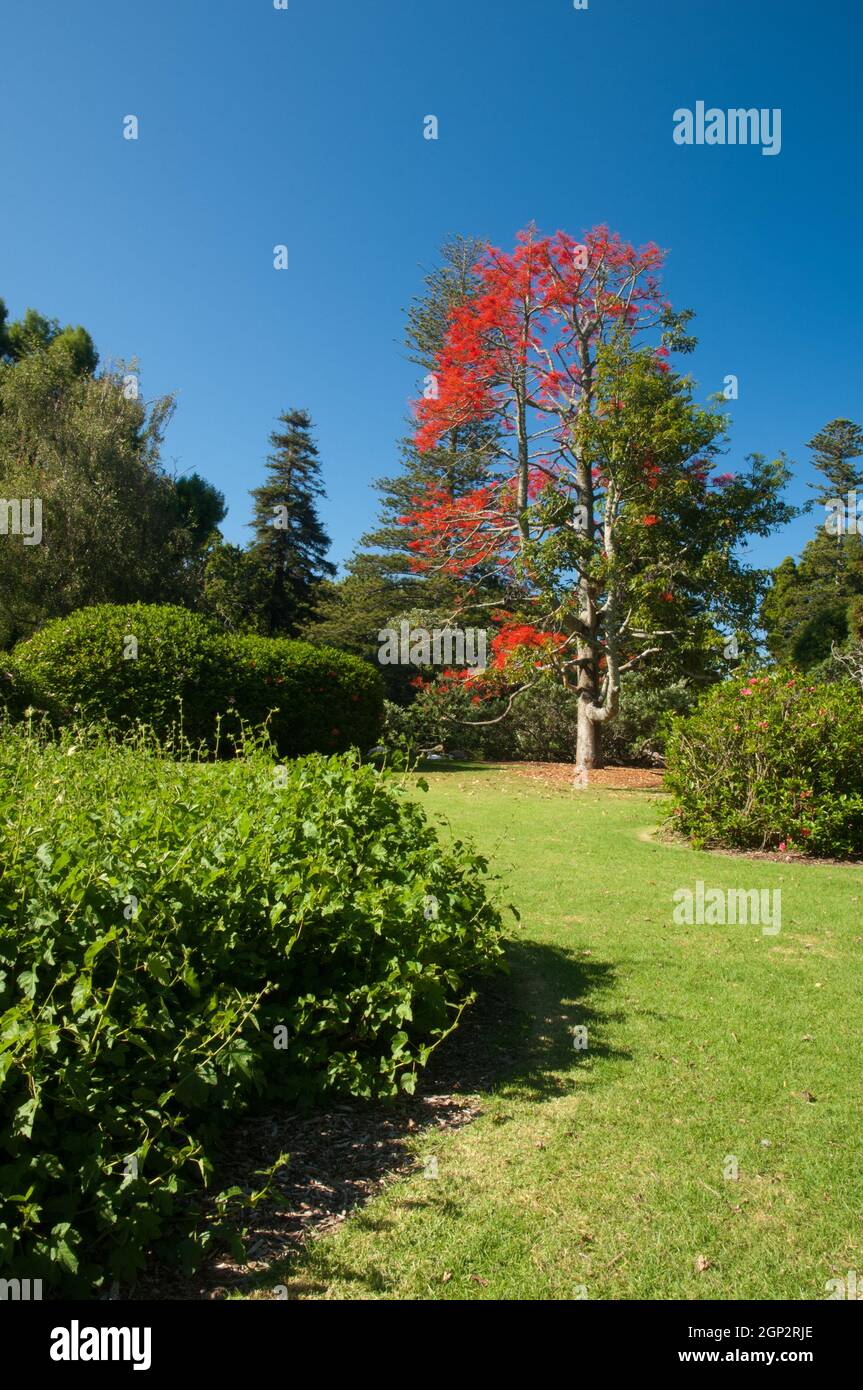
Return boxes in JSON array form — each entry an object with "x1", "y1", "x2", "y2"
[{"x1": 261, "y1": 766, "x2": 863, "y2": 1300}]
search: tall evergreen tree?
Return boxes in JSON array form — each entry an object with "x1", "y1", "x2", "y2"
[
  {"x1": 309, "y1": 236, "x2": 501, "y2": 669},
  {"x1": 762, "y1": 418, "x2": 863, "y2": 666},
  {"x1": 806, "y1": 418, "x2": 863, "y2": 503},
  {"x1": 248, "y1": 409, "x2": 335, "y2": 636}
]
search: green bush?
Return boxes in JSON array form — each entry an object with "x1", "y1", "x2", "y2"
[
  {"x1": 7, "y1": 603, "x2": 383, "y2": 756},
  {"x1": 601, "y1": 673, "x2": 700, "y2": 766},
  {"x1": 231, "y1": 633, "x2": 383, "y2": 758},
  {"x1": 0, "y1": 724, "x2": 504, "y2": 1293},
  {"x1": 664, "y1": 671, "x2": 863, "y2": 857},
  {"x1": 384, "y1": 680, "x2": 581, "y2": 763},
  {"x1": 0, "y1": 662, "x2": 37, "y2": 721},
  {"x1": 384, "y1": 672, "x2": 696, "y2": 766}
]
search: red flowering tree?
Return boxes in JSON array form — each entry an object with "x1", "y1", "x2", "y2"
[{"x1": 402, "y1": 225, "x2": 795, "y2": 768}]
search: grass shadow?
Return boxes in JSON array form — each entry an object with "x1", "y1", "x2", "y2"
[{"x1": 133, "y1": 939, "x2": 626, "y2": 1299}]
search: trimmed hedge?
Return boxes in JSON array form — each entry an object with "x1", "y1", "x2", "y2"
[
  {"x1": 5, "y1": 604, "x2": 383, "y2": 756},
  {"x1": 0, "y1": 726, "x2": 504, "y2": 1293},
  {"x1": 664, "y1": 670, "x2": 863, "y2": 857},
  {"x1": 230, "y1": 633, "x2": 383, "y2": 759}
]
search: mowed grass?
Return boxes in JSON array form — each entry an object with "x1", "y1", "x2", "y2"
[{"x1": 262, "y1": 766, "x2": 863, "y2": 1300}]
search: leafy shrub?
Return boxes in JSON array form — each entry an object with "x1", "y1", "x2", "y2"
[
  {"x1": 7, "y1": 603, "x2": 383, "y2": 756},
  {"x1": 385, "y1": 671, "x2": 698, "y2": 766},
  {"x1": 0, "y1": 662, "x2": 37, "y2": 721},
  {"x1": 231, "y1": 633, "x2": 383, "y2": 758},
  {"x1": 0, "y1": 724, "x2": 504, "y2": 1293},
  {"x1": 601, "y1": 673, "x2": 700, "y2": 766},
  {"x1": 384, "y1": 680, "x2": 581, "y2": 763},
  {"x1": 664, "y1": 671, "x2": 863, "y2": 856}
]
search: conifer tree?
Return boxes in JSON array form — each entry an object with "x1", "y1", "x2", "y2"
[
  {"x1": 248, "y1": 409, "x2": 335, "y2": 636},
  {"x1": 806, "y1": 418, "x2": 863, "y2": 504},
  {"x1": 762, "y1": 418, "x2": 863, "y2": 666},
  {"x1": 309, "y1": 236, "x2": 501, "y2": 666}
]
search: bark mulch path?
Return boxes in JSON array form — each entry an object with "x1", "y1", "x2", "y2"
[
  {"x1": 131, "y1": 986, "x2": 516, "y2": 1301},
  {"x1": 504, "y1": 762, "x2": 665, "y2": 793}
]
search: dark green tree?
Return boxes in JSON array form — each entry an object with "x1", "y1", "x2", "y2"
[
  {"x1": 309, "y1": 236, "x2": 502, "y2": 680},
  {"x1": 806, "y1": 418, "x2": 863, "y2": 503},
  {"x1": 761, "y1": 418, "x2": 863, "y2": 667},
  {"x1": 248, "y1": 409, "x2": 335, "y2": 636},
  {"x1": 0, "y1": 349, "x2": 180, "y2": 645},
  {"x1": 173, "y1": 473, "x2": 226, "y2": 547},
  {"x1": 199, "y1": 537, "x2": 268, "y2": 632}
]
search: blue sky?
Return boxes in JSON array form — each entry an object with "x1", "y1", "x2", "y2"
[{"x1": 1, "y1": 0, "x2": 860, "y2": 572}]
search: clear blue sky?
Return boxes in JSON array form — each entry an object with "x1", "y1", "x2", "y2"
[{"x1": 2, "y1": 0, "x2": 860, "y2": 572}]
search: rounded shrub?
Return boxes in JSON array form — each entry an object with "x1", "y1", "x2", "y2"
[
  {"x1": 0, "y1": 726, "x2": 504, "y2": 1293},
  {"x1": 231, "y1": 633, "x2": 384, "y2": 757},
  {"x1": 664, "y1": 670, "x2": 863, "y2": 857},
  {"x1": 8, "y1": 604, "x2": 383, "y2": 756},
  {"x1": 10, "y1": 603, "x2": 235, "y2": 747}
]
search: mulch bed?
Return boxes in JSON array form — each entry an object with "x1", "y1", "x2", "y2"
[
  {"x1": 503, "y1": 761, "x2": 665, "y2": 792},
  {"x1": 130, "y1": 986, "x2": 515, "y2": 1300}
]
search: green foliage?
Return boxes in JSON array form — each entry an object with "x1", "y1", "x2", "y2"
[
  {"x1": 230, "y1": 632, "x2": 384, "y2": 757},
  {"x1": 309, "y1": 236, "x2": 499, "y2": 669},
  {"x1": 385, "y1": 668, "x2": 709, "y2": 767},
  {"x1": 199, "y1": 538, "x2": 269, "y2": 634},
  {"x1": 172, "y1": 474, "x2": 226, "y2": 548},
  {"x1": 7, "y1": 604, "x2": 384, "y2": 757},
  {"x1": 0, "y1": 350, "x2": 181, "y2": 646},
  {"x1": 0, "y1": 725, "x2": 504, "y2": 1292},
  {"x1": 383, "y1": 680, "x2": 582, "y2": 763},
  {"x1": 0, "y1": 303, "x2": 98, "y2": 375},
  {"x1": 664, "y1": 671, "x2": 863, "y2": 857},
  {"x1": 248, "y1": 409, "x2": 335, "y2": 636},
  {"x1": 601, "y1": 671, "x2": 700, "y2": 765},
  {"x1": 761, "y1": 419, "x2": 863, "y2": 669},
  {"x1": 760, "y1": 534, "x2": 863, "y2": 668},
  {"x1": 805, "y1": 417, "x2": 863, "y2": 504}
]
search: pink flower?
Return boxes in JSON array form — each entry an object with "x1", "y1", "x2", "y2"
[
  {"x1": 741, "y1": 687, "x2": 754, "y2": 696},
  {"x1": 778, "y1": 841, "x2": 787, "y2": 852}
]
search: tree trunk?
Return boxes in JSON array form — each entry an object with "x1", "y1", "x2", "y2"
[
  {"x1": 576, "y1": 696, "x2": 603, "y2": 770},
  {"x1": 575, "y1": 641, "x2": 604, "y2": 770}
]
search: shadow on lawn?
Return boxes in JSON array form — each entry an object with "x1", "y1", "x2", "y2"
[
  {"x1": 135, "y1": 940, "x2": 623, "y2": 1300},
  {"x1": 414, "y1": 759, "x2": 506, "y2": 775}
]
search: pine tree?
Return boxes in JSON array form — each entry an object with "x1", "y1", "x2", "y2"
[
  {"x1": 248, "y1": 409, "x2": 335, "y2": 636},
  {"x1": 358, "y1": 234, "x2": 499, "y2": 595},
  {"x1": 762, "y1": 418, "x2": 863, "y2": 666},
  {"x1": 309, "y1": 236, "x2": 501, "y2": 671},
  {"x1": 806, "y1": 418, "x2": 863, "y2": 503}
]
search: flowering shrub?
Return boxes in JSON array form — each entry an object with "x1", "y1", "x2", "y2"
[{"x1": 664, "y1": 672, "x2": 863, "y2": 857}]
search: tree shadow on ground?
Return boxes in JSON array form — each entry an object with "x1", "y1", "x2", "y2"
[
  {"x1": 413, "y1": 759, "x2": 506, "y2": 775},
  {"x1": 133, "y1": 939, "x2": 626, "y2": 1300}
]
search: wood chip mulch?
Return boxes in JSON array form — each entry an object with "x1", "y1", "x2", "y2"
[
  {"x1": 503, "y1": 762, "x2": 665, "y2": 792},
  {"x1": 130, "y1": 986, "x2": 515, "y2": 1301}
]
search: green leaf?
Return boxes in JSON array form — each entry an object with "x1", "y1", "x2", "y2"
[
  {"x1": 84, "y1": 928, "x2": 118, "y2": 967},
  {"x1": 71, "y1": 974, "x2": 92, "y2": 1014}
]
